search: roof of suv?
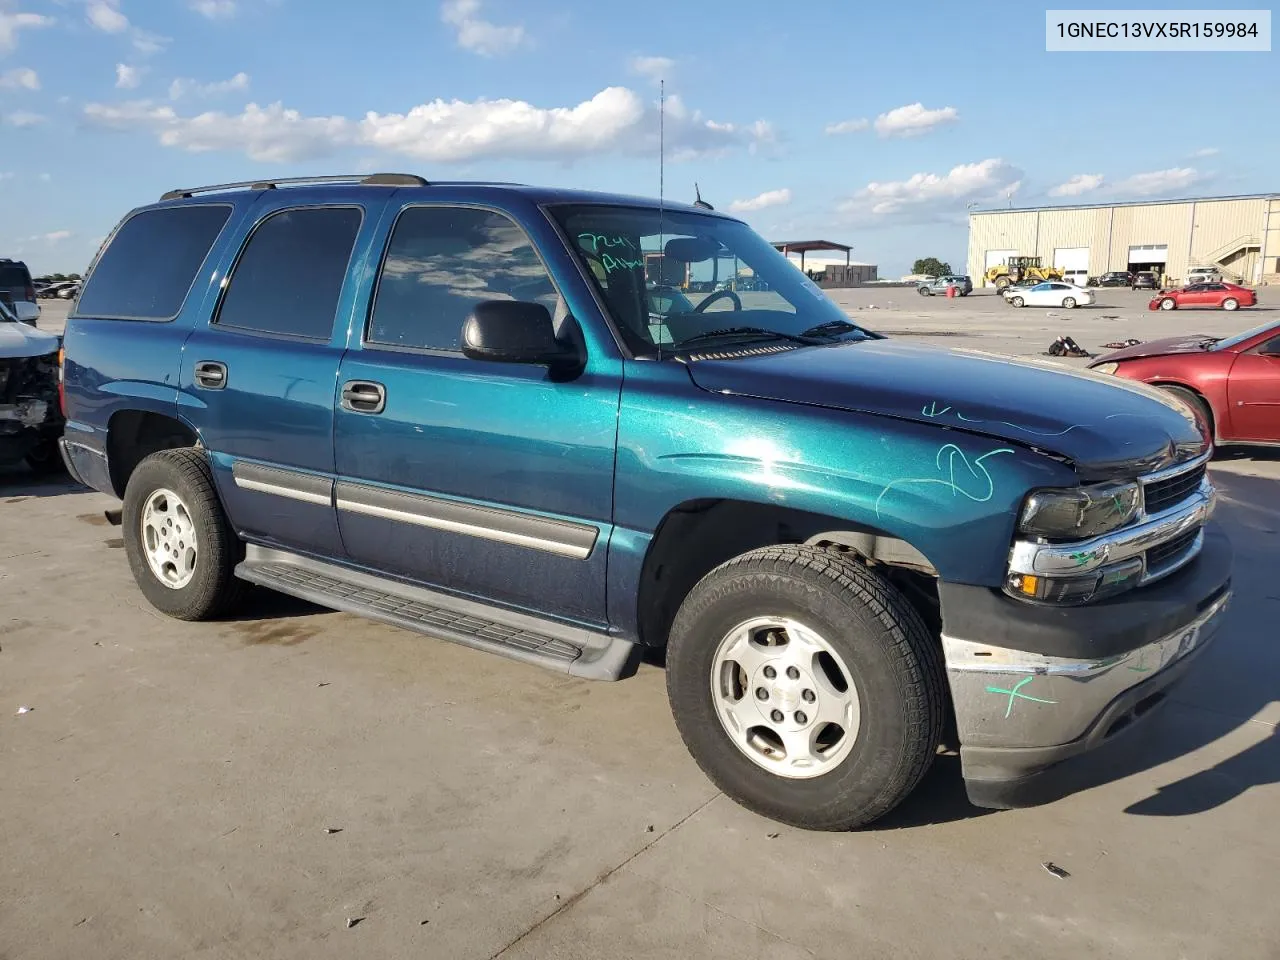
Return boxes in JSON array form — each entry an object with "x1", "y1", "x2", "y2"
[{"x1": 152, "y1": 172, "x2": 733, "y2": 219}]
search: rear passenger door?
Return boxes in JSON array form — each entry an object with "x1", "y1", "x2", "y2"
[
  {"x1": 179, "y1": 192, "x2": 385, "y2": 558},
  {"x1": 332, "y1": 204, "x2": 621, "y2": 627}
]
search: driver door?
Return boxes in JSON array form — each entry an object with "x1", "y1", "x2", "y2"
[{"x1": 331, "y1": 203, "x2": 622, "y2": 627}]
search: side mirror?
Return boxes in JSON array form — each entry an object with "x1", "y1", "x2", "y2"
[{"x1": 461, "y1": 300, "x2": 580, "y2": 370}]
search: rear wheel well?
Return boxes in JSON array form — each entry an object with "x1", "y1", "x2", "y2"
[
  {"x1": 107, "y1": 410, "x2": 199, "y2": 497},
  {"x1": 636, "y1": 500, "x2": 940, "y2": 652}
]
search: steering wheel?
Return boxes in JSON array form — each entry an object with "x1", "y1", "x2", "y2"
[{"x1": 694, "y1": 289, "x2": 742, "y2": 313}]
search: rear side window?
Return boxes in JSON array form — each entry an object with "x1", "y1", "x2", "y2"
[
  {"x1": 215, "y1": 207, "x2": 362, "y2": 340},
  {"x1": 76, "y1": 205, "x2": 231, "y2": 320},
  {"x1": 367, "y1": 206, "x2": 558, "y2": 352}
]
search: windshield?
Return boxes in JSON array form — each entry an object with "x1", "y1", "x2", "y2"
[
  {"x1": 551, "y1": 205, "x2": 869, "y2": 354},
  {"x1": 1212, "y1": 320, "x2": 1279, "y2": 351}
]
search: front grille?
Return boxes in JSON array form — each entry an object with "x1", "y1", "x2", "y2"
[
  {"x1": 1143, "y1": 463, "x2": 1207, "y2": 515},
  {"x1": 1146, "y1": 529, "x2": 1200, "y2": 573}
]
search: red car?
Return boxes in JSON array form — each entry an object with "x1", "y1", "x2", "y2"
[
  {"x1": 1148, "y1": 282, "x2": 1257, "y2": 312},
  {"x1": 1089, "y1": 319, "x2": 1280, "y2": 445}
]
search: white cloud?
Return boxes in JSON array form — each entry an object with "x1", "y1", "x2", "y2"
[
  {"x1": 1190, "y1": 147, "x2": 1219, "y2": 158},
  {"x1": 6, "y1": 110, "x2": 45, "y2": 127},
  {"x1": 841, "y1": 158, "x2": 1022, "y2": 219},
  {"x1": 39, "y1": 230, "x2": 73, "y2": 243},
  {"x1": 0, "y1": 172, "x2": 12, "y2": 180},
  {"x1": 86, "y1": 1, "x2": 129, "y2": 34},
  {"x1": 0, "y1": 9, "x2": 53, "y2": 54},
  {"x1": 728, "y1": 188, "x2": 792, "y2": 214},
  {"x1": 131, "y1": 28, "x2": 168, "y2": 54},
  {"x1": 824, "y1": 117, "x2": 868, "y2": 135},
  {"x1": 0, "y1": 67, "x2": 40, "y2": 90},
  {"x1": 440, "y1": 0, "x2": 525, "y2": 56},
  {"x1": 1048, "y1": 173, "x2": 1104, "y2": 197},
  {"x1": 1112, "y1": 167, "x2": 1201, "y2": 197},
  {"x1": 629, "y1": 55, "x2": 673, "y2": 86},
  {"x1": 873, "y1": 102, "x2": 958, "y2": 138},
  {"x1": 39, "y1": 172, "x2": 51, "y2": 182},
  {"x1": 169, "y1": 71, "x2": 250, "y2": 99},
  {"x1": 83, "y1": 86, "x2": 772, "y2": 166},
  {"x1": 190, "y1": 0, "x2": 236, "y2": 18},
  {"x1": 115, "y1": 63, "x2": 142, "y2": 89},
  {"x1": 85, "y1": 100, "x2": 350, "y2": 163}
]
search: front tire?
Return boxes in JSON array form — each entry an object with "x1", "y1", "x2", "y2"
[
  {"x1": 1010, "y1": 295, "x2": 1025, "y2": 307},
  {"x1": 1160, "y1": 297, "x2": 1177, "y2": 311},
  {"x1": 24, "y1": 438, "x2": 65, "y2": 476},
  {"x1": 1222, "y1": 297, "x2": 1239, "y2": 311},
  {"x1": 917, "y1": 287, "x2": 930, "y2": 296},
  {"x1": 665, "y1": 545, "x2": 945, "y2": 831},
  {"x1": 122, "y1": 448, "x2": 245, "y2": 620}
]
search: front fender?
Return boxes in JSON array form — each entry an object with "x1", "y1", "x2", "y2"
[{"x1": 613, "y1": 362, "x2": 1075, "y2": 586}]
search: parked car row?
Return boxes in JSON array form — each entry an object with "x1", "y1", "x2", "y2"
[{"x1": 37, "y1": 280, "x2": 81, "y2": 300}]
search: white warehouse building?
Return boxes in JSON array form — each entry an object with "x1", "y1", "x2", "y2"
[{"x1": 967, "y1": 193, "x2": 1280, "y2": 288}]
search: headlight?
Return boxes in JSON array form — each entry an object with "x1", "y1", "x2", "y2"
[
  {"x1": 1018, "y1": 480, "x2": 1141, "y2": 541},
  {"x1": 1093, "y1": 362, "x2": 1118, "y2": 374}
]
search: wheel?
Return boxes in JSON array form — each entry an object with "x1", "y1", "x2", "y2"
[
  {"x1": 995, "y1": 279, "x2": 1010, "y2": 293},
  {"x1": 1160, "y1": 297, "x2": 1177, "y2": 311},
  {"x1": 1062, "y1": 297, "x2": 1076, "y2": 309},
  {"x1": 122, "y1": 448, "x2": 245, "y2": 620},
  {"x1": 665, "y1": 545, "x2": 945, "y2": 831},
  {"x1": 1222, "y1": 298, "x2": 1239, "y2": 311},
  {"x1": 1010, "y1": 295, "x2": 1025, "y2": 308},
  {"x1": 917, "y1": 287, "x2": 931, "y2": 296},
  {"x1": 24, "y1": 438, "x2": 65, "y2": 476},
  {"x1": 1156, "y1": 385, "x2": 1214, "y2": 443}
]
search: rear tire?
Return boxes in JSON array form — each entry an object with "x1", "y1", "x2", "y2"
[
  {"x1": 1222, "y1": 298, "x2": 1239, "y2": 311},
  {"x1": 665, "y1": 545, "x2": 945, "y2": 831},
  {"x1": 1160, "y1": 297, "x2": 1177, "y2": 311},
  {"x1": 122, "y1": 448, "x2": 245, "y2": 621},
  {"x1": 1062, "y1": 297, "x2": 1076, "y2": 309},
  {"x1": 1157, "y1": 385, "x2": 1214, "y2": 444}
]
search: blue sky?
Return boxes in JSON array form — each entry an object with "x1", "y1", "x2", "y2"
[{"x1": 0, "y1": 0, "x2": 1272, "y2": 275}]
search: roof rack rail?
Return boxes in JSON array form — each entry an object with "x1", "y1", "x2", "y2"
[{"x1": 159, "y1": 172, "x2": 428, "y2": 201}]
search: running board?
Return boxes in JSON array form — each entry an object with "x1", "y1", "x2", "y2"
[{"x1": 235, "y1": 545, "x2": 636, "y2": 681}]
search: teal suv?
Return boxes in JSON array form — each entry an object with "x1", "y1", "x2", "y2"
[{"x1": 59, "y1": 174, "x2": 1230, "y2": 829}]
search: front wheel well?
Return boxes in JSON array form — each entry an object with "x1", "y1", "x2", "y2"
[
  {"x1": 636, "y1": 500, "x2": 939, "y2": 651},
  {"x1": 1147, "y1": 381, "x2": 1216, "y2": 437},
  {"x1": 106, "y1": 410, "x2": 199, "y2": 497}
]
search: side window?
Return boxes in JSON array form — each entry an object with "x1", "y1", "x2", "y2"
[
  {"x1": 215, "y1": 207, "x2": 362, "y2": 340},
  {"x1": 1261, "y1": 336, "x2": 1280, "y2": 355},
  {"x1": 367, "y1": 206, "x2": 558, "y2": 352},
  {"x1": 76, "y1": 205, "x2": 232, "y2": 320}
]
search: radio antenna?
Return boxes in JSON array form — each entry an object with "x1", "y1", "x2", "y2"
[{"x1": 657, "y1": 77, "x2": 665, "y2": 361}]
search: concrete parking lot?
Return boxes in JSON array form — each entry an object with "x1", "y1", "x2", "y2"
[{"x1": 3, "y1": 297, "x2": 1278, "y2": 959}]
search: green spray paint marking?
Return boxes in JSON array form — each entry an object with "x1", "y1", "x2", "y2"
[
  {"x1": 985, "y1": 676, "x2": 1057, "y2": 719},
  {"x1": 1127, "y1": 648, "x2": 1154, "y2": 673},
  {"x1": 1069, "y1": 550, "x2": 1097, "y2": 567}
]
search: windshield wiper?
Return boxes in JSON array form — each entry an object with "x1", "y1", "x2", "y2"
[
  {"x1": 677, "y1": 326, "x2": 824, "y2": 348},
  {"x1": 798, "y1": 319, "x2": 865, "y2": 340}
]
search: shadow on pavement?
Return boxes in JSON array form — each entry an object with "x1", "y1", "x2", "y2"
[{"x1": 0, "y1": 464, "x2": 86, "y2": 500}]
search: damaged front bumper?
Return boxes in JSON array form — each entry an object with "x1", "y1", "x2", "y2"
[
  {"x1": 939, "y1": 523, "x2": 1232, "y2": 809},
  {"x1": 0, "y1": 353, "x2": 63, "y2": 465}
]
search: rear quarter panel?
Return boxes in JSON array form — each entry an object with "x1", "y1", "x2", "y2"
[{"x1": 61, "y1": 198, "x2": 257, "y2": 493}]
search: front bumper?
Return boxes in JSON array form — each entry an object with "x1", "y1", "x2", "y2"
[{"x1": 940, "y1": 524, "x2": 1232, "y2": 808}]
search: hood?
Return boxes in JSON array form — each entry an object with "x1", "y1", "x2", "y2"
[
  {"x1": 1093, "y1": 334, "x2": 1215, "y2": 364},
  {"x1": 0, "y1": 321, "x2": 59, "y2": 360},
  {"x1": 684, "y1": 339, "x2": 1206, "y2": 477}
]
